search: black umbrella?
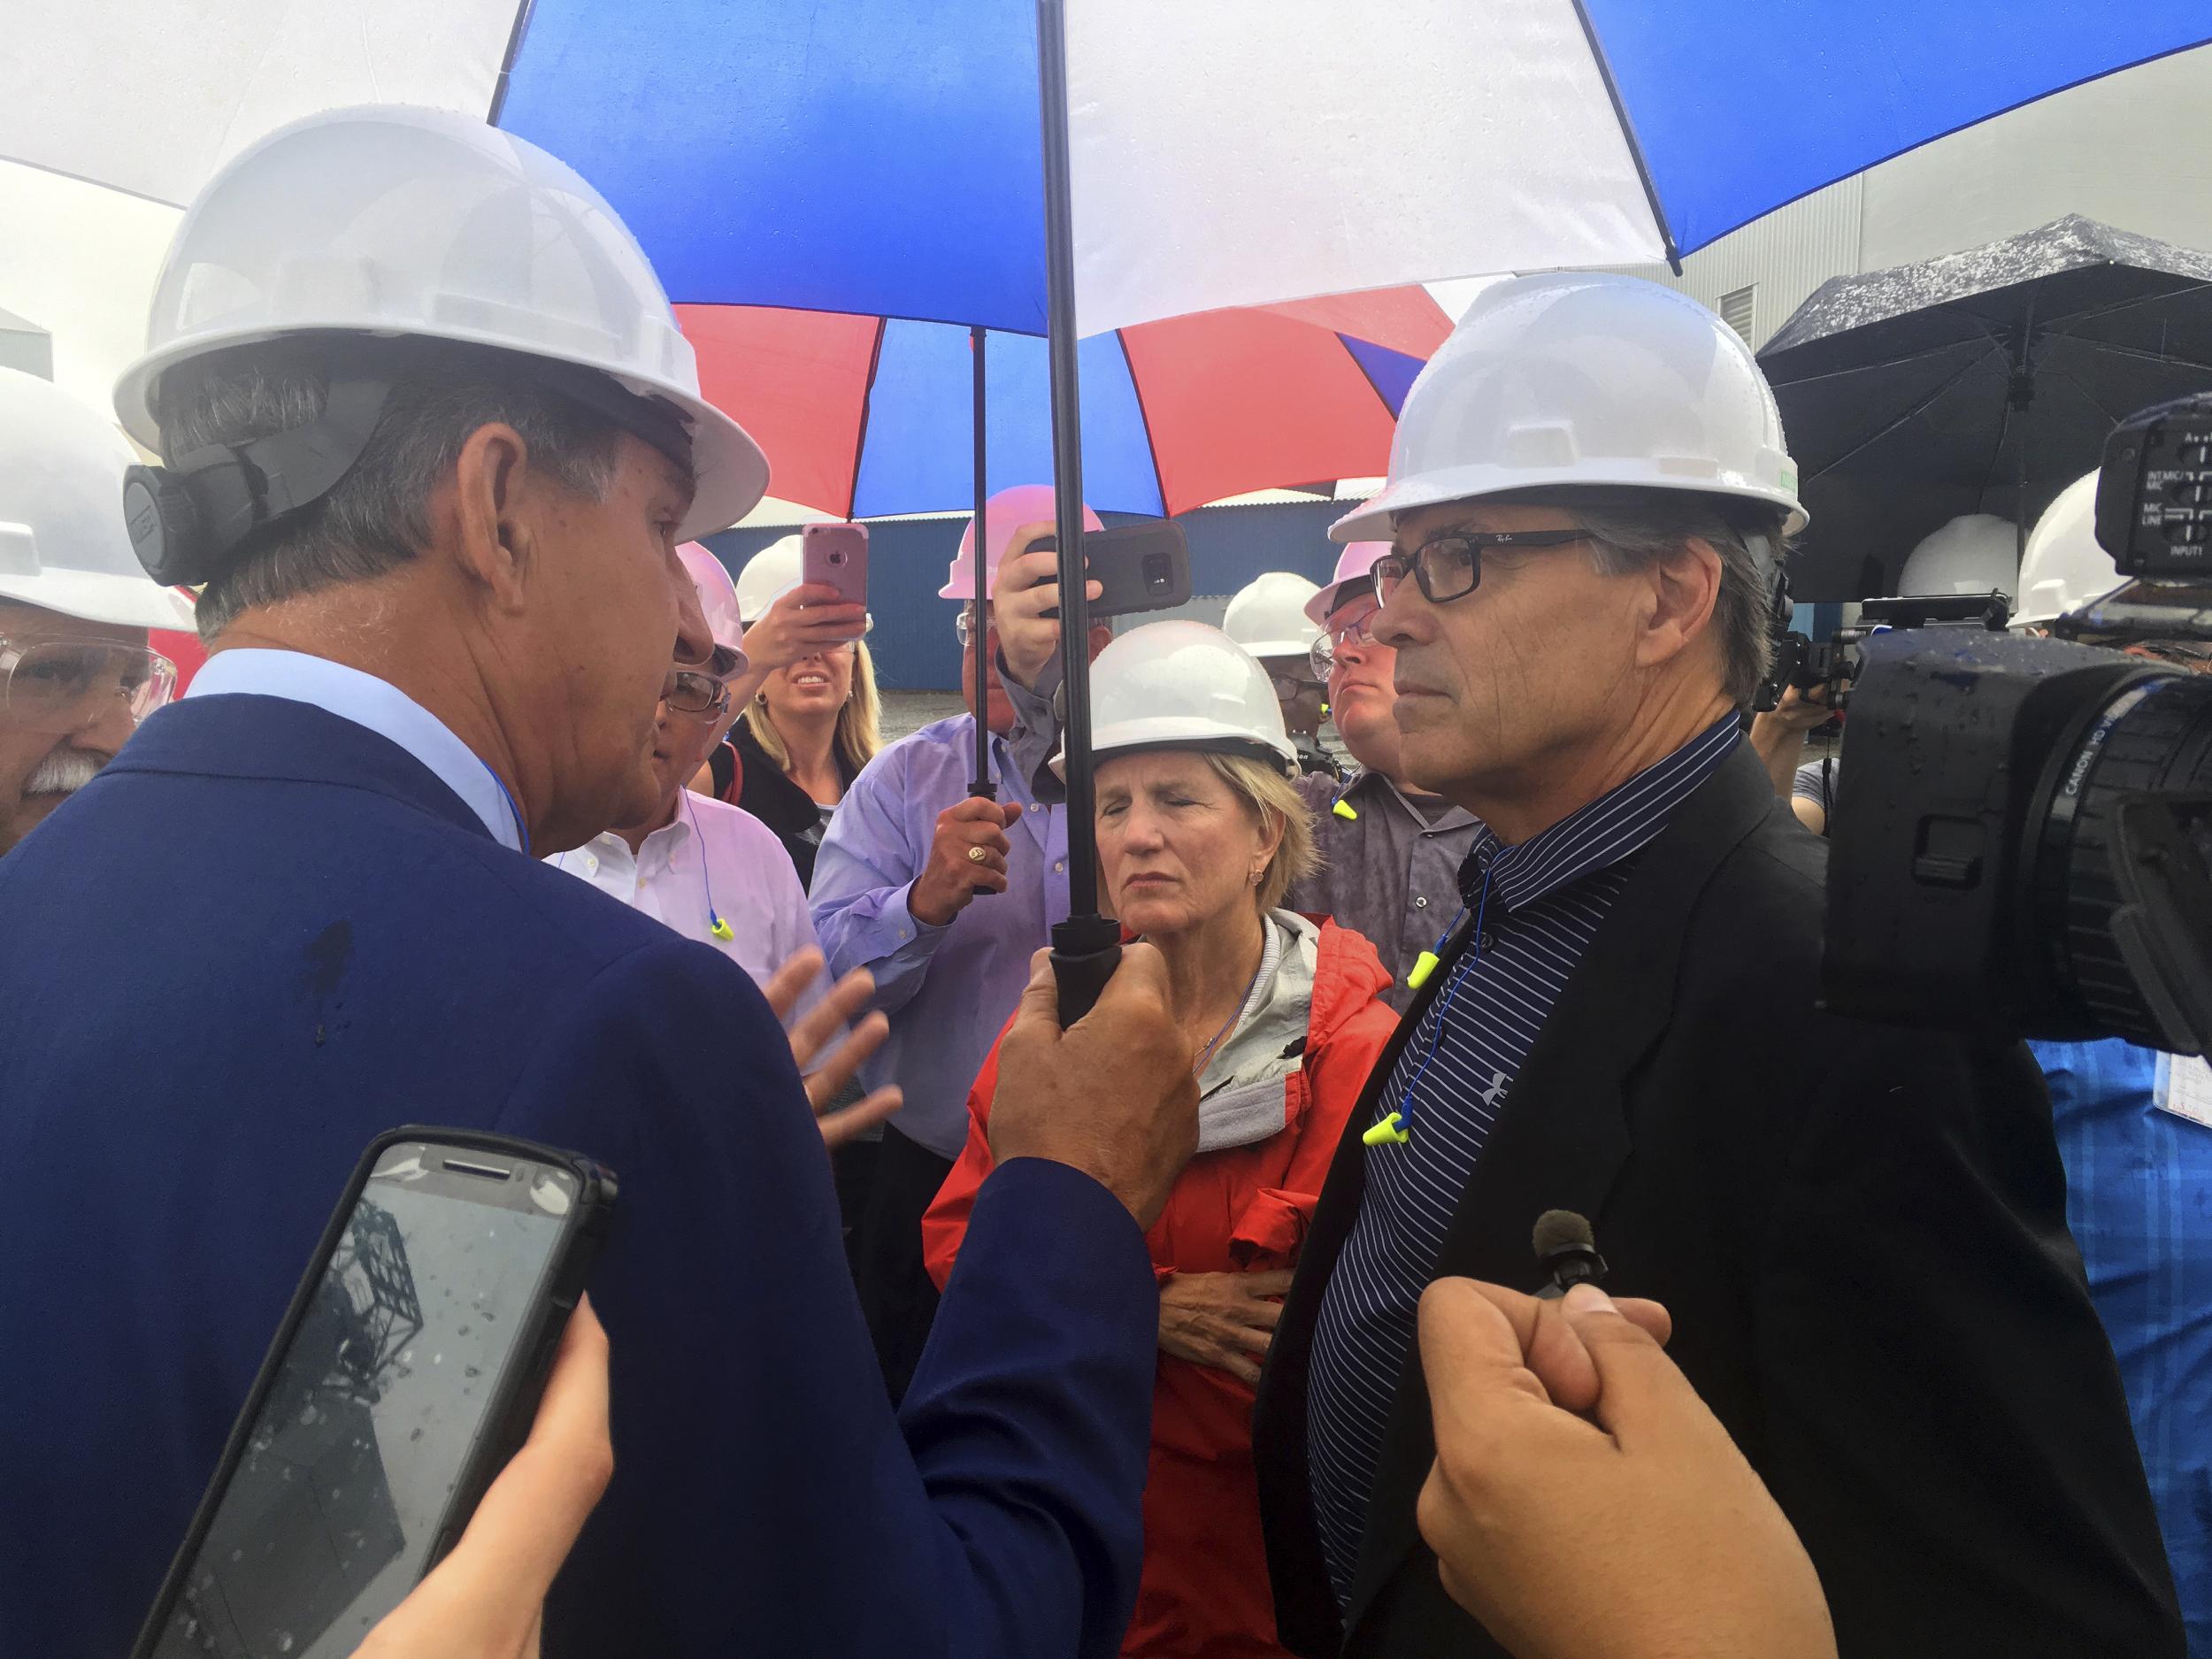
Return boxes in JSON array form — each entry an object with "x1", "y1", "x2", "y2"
[{"x1": 1759, "y1": 215, "x2": 2212, "y2": 601}]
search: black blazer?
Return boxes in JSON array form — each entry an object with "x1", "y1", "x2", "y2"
[
  {"x1": 1254, "y1": 745, "x2": 2183, "y2": 1659},
  {"x1": 722, "y1": 714, "x2": 852, "y2": 890}
]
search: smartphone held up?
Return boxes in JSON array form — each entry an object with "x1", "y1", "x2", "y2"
[{"x1": 131, "y1": 1130, "x2": 613, "y2": 1659}]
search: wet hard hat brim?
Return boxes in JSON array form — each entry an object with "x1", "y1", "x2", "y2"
[
  {"x1": 0, "y1": 567, "x2": 197, "y2": 631},
  {"x1": 1329, "y1": 462, "x2": 1809, "y2": 545}
]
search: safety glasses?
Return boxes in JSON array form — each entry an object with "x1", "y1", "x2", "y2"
[
  {"x1": 953, "y1": 604, "x2": 991, "y2": 650},
  {"x1": 665, "y1": 667, "x2": 732, "y2": 718},
  {"x1": 1309, "y1": 601, "x2": 1381, "y2": 680},
  {"x1": 1371, "y1": 528, "x2": 1594, "y2": 607},
  {"x1": 0, "y1": 635, "x2": 177, "y2": 733}
]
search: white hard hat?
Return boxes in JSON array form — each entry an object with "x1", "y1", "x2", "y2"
[
  {"x1": 677, "y1": 541, "x2": 749, "y2": 673},
  {"x1": 1224, "y1": 572, "x2": 1322, "y2": 658},
  {"x1": 2016, "y1": 472, "x2": 2119, "y2": 628},
  {"x1": 1898, "y1": 513, "x2": 2017, "y2": 598},
  {"x1": 735, "y1": 535, "x2": 803, "y2": 624},
  {"x1": 0, "y1": 368, "x2": 195, "y2": 631},
  {"x1": 113, "y1": 105, "x2": 768, "y2": 542},
  {"x1": 1305, "y1": 541, "x2": 1391, "y2": 626},
  {"x1": 1052, "y1": 620, "x2": 1295, "y2": 777},
  {"x1": 1332, "y1": 273, "x2": 1804, "y2": 543},
  {"x1": 941, "y1": 483, "x2": 1102, "y2": 600}
]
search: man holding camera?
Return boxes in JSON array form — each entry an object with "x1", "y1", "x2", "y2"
[{"x1": 1254, "y1": 273, "x2": 2181, "y2": 1659}]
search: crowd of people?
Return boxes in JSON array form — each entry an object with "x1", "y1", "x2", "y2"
[{"x1": 0, "y1": 99, "x2": 2205, "y2": 1659}]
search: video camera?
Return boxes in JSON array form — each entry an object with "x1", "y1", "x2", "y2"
[
  {"x1": 1820, "y1": 394, "x2": 2212, "y2": 1056},
  {"x1": 1762, "y1": 592, "x2": 2014, "y2": 721}
]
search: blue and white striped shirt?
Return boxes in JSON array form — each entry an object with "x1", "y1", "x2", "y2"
[{"x1": 1306, "y1": 714, "x2": 1741, "y2": 1604}]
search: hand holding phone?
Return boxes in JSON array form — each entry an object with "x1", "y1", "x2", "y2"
[
  {"x1": 348, "y1": 1298, "x2": 611, "y2": 1659},
  {"x1": 801, "y1": 523, "x2": 870, "y2": 622},
  {"x1": 133, "y1": 1131, "x2": 614, "y2": 1659}
]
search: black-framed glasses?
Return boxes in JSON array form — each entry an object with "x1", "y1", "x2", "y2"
[
  {"x1": 1269, "y1": 671, "x2": 1320, "y2": 703},
  {"x1": 665, "y1": 667, "x2": 732, "y2": 718},
  {"x1": 0, "y1": 634, "x2": 177, "y2": 733},
  {"x1": 1371, "y1": 528, "x2": 1595, "y2": 606},
  {"x1": 1309, "y1": 602, "x2": 1380, "y2": 679}
]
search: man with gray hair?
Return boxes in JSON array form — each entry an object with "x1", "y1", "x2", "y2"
[
  {"x1": 0, "y1": 107, "x2": 1199, "y2": 1659},
  {"x1": 0, "y1": 366, "x2": 195, "y2": 855},
  {"x1": 1254, "y1": 274, "x2": 2181, "y2": 1659}
]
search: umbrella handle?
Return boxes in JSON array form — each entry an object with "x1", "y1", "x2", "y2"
[{"x1": 1050, "y1": 914, "x2": 1121, "y2": 1028}]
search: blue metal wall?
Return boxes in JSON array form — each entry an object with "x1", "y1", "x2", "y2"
[{"x1": 705, "y1": 499, "x2": 1349, "y2": 692}]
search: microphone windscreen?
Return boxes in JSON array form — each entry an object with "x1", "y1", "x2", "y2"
[{"x1": 1532, "y1": 1209, "x2": 1595, "y2": 1260}]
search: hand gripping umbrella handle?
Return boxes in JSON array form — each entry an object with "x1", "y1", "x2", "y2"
[{"x1": 1050, "y1": 914, "x2": 1121, "y2": 1028}]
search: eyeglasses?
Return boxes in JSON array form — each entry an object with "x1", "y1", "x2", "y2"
[
  {"x1": 0, "y1": 635, "x2": 177, "y2": 733},
  {"x1": 665, "y1": 667, "x2": 732, "y2": 718},
  {"x1": 1371, "y1": 528, "x2": 1595, "y2": 607},
  {"x1": 1270, "y1": 671, "x2": 1321, "y2": 703},
  {"x1": 1309, "y1": 603, "x2": 1380, "y2": 680},
  {"x1": 953, "y1": 605, "x2": 991, "y2": 650}
]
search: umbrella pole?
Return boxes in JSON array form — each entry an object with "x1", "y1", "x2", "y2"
[
  {"x1": 970, "y1": 326, "x2": 996, "y2": 803},
  {"x1": 1034, "y1": 0, "x2": 1119, "y2": 1025}
]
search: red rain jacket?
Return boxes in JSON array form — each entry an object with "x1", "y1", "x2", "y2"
[{"x1": 925, "y1": 917, "x2": 1398, "y2": 1658}]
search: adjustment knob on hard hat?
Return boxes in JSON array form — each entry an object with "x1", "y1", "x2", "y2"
[
  {"x1": 1331, "y1": 272, "x2": 1804, "y2": 544},
  {"x1": 1051, "y1": 620, "x2": 1297, "y2": 777}
]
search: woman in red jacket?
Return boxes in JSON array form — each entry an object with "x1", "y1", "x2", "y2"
[{"x1": 925, "y1": 622, "x2": 1398, "y2": 1659}]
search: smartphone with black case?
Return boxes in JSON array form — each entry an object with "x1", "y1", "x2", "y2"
[
  {"x1": 130, "y1": 1128, "x2": 616, "y2": 1659},
  {"x1": 1034, "y1": 520, "x2": 1192, "y2": 619}
]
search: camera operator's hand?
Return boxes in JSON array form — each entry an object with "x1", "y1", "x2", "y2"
[
  {"x1": 1416, "y1": 1279, "x2": 1834, "y2": 1659},
  {"x1": 910, "y1": 796, "x2": 1023, "y2": 926},
  {"x1": 990, "y1": 944, "x2": 1199, "y2": 1228},
  {"x1": 350, "y1": 1299, "x2": 612, "y2": 1659},
  {"x1": 994, "y1": 525, "x2": 1103, "y2": 692},
  {"x1": 1748, "y1": 684, "x2": 1834, "y2": 798}
]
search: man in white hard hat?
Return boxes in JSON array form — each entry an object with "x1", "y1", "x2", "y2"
[
  {"x1": 0, "y1": 367, "x2": 195, "y2": 854},
  {"x1": 0, "y1": 108, "x2": 1197, "y2": 1659},
  {"x1": 1284, "y1": 541, "x2": 1479, "y2": 1010},
  {"x1": 1225, "y1": 569, "x2": 1340, "y2": 780},
  {"x1": 2009, "y1": 470, "x2": 2212, "y2": 1657},
  {"x1": 1252, "y1": 273, "x2": 2180, "y2": 1659},
  {"x1": 812, "y1": 480, "x2": 1116, "y2": 1403}
]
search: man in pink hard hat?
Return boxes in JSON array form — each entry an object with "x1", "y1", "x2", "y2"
[
  {"x1": 1283, "y1": 541, "x2": 1478, "y2": 1011},
  {"x1": 811, "y1": 482, "x2": 1116, "y2": 1401}
]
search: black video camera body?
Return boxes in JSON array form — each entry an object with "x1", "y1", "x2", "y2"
[{"x1": 1821, "y1": 407, "x2": 2212, "y2": 1056}]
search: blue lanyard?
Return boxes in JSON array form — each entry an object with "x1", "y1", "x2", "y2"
[
  {"x1": 1363, "y1": 865, "x2": 1494, "y2": 1148},
  {"x1": 683, "y1": 791, "x2": 735, "y2": 941}
]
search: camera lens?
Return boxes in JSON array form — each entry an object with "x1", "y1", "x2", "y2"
[{"x1": 2030, "y1": 670, "x2": 2212, "y2": 1044}]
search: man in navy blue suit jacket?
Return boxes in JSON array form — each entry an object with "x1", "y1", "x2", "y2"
[{"x1": 0, "y1": 106, "x2": 1200, "y2": 1659}]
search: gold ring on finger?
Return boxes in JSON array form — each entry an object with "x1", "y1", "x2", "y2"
[{"x1": 966, "y1": 844, "x2": 988, "y2": 864}]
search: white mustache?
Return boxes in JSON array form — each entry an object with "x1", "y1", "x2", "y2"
[{"x1": 24, "y1": 746, "x2": 109, "y2": 797}]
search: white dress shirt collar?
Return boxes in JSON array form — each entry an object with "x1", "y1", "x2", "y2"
[{"x1": 187, "y1": 648, "x2": 523, "y2": 851}]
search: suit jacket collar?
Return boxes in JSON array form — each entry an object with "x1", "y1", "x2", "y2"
[{"x1": 110, "y1": 694, "x2": 496, "y2": 843}]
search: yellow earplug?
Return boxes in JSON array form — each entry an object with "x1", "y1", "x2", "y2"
[
  {"x1": 1363, "y1": 1111, "x2": 1409, "y2": 1147},
  {"x1": 710, "y1": 915, "x2": 734, "y2": 942},
  {"x1": 1406, "y1": 949, "x2": 1440, "y2": 992},
  {"x1": 1332, "y1": 799, "x2": 1358, "y2": 821}
]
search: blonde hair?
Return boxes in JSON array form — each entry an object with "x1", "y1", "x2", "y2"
[
  {"x1": 748, "y1": 638, "x2": 884, "y2": 777},
  {"x1": 1205, "y1": 751, "x2": 1320, "y2": 911}
]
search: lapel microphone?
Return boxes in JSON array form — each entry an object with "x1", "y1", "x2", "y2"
[{"x1": 1532, "y1": 1210, "x2": 1608, "y2": 1299}]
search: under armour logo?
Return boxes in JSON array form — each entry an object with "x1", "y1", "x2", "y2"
[{"x1": 1476, "y1": 1071, "x2": 1509, "y2": 1110}]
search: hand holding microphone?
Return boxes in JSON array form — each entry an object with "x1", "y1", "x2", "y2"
[{"x1": 1415, "y1": 1277, "x2": 1834, "y2": 1659}]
